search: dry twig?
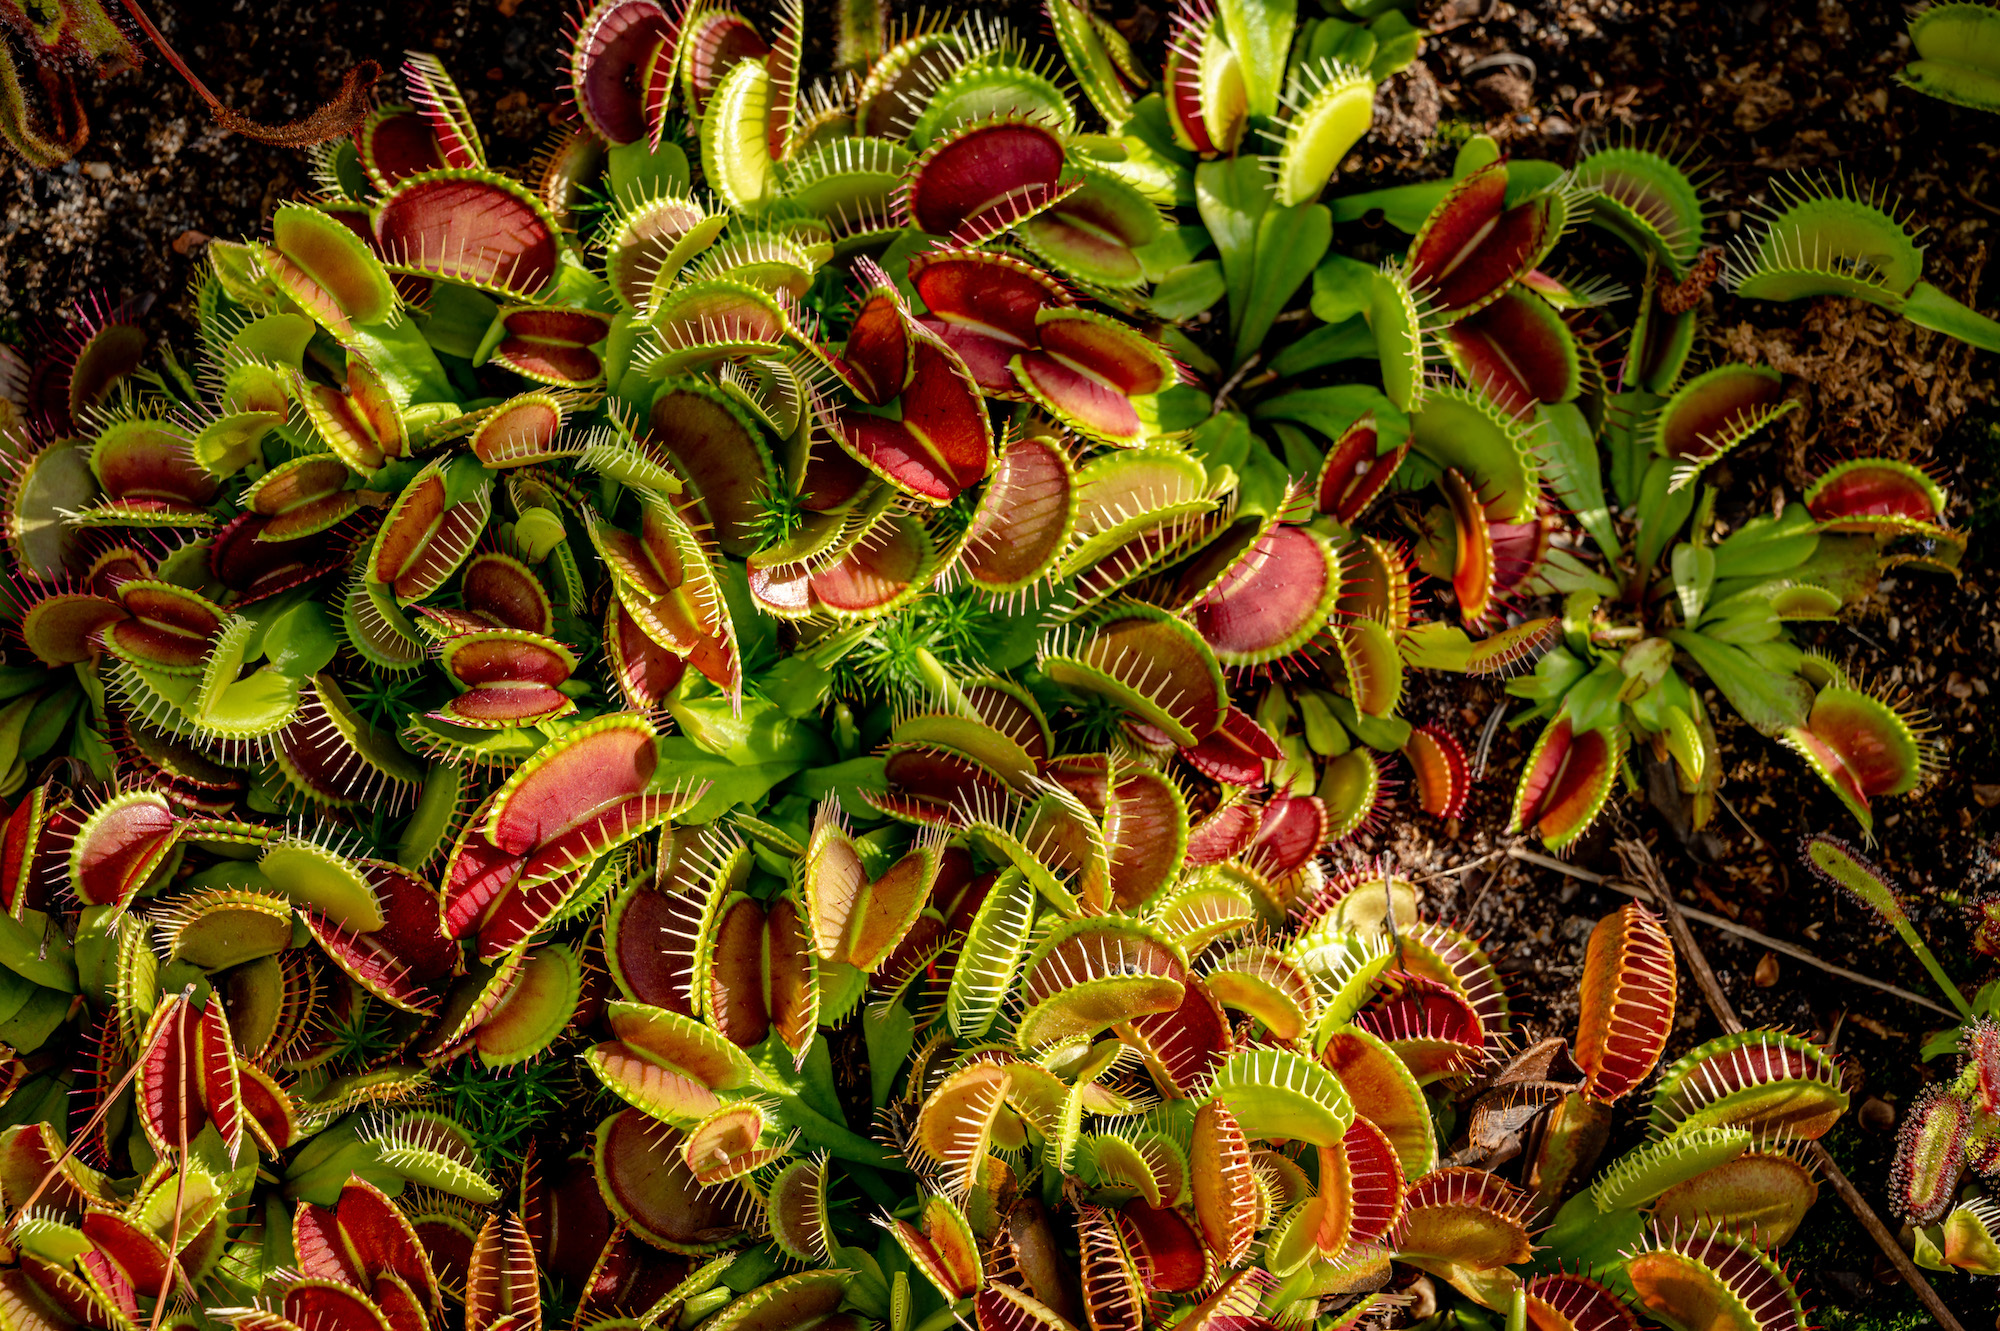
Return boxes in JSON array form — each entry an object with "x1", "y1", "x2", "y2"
[{"x1": 1506, "y1": 845, "x2": 1958, "y2": 1019}]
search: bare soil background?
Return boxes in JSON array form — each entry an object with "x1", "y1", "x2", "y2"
[{"x1": 4, "y1": 0, "x2": 1997, "y2": 1326}]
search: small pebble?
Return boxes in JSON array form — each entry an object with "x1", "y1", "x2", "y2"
[
  {"x1": 1753, "y1": 951, "x2": 1779, "y2": 987},
  {"x1": 1859, "y1": 1096, "x2": 1896, "y2": 1131}
]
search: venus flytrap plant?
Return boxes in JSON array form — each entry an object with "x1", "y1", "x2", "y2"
[
  {"x1": 4, "y1": 652, "x2": 1836, "y2": 1331},
  {"x1": 0, "y1": 3, "x2": 1965, "y2": 1328},
  {"x1": 1527, "y1": 906, "x2": 1841, "y2": 1331},
  {"x1": 937, "y1": 0, "x2": 1522, "y2": 842},
  {"x1": 1324, "y1": 132, "x2": 1960, "y2": 849}
]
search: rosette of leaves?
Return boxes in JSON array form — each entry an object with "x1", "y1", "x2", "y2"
[
  {"x1": 956, "y1": 0, "x2": 1494, "y2": 844},
  {"x1": 1316, "y1": 134, "x2": 1956, "y2": 848},
  {"x1": 554, "y1": 0, "x2": 1476, "y2": 860},
  {"x1": 997, "y1": 3, "x2": 1948, "y2": 850}
]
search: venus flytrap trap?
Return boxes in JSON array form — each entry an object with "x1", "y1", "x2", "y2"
[
  {"x1": 1899, "y1": 2, "x2": 2000, "y2": 113},
  {"x1": 1727, "y1": 171, "x2": 2000, "y2": 353}
]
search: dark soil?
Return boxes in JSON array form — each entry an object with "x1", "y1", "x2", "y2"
[{"x1": 5, "y1": 0, "x2": 1997, "y2": 1327}]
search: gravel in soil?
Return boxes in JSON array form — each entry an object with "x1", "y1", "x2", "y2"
[{"x1": 5, "y1": 0, "x2": 1998, "y2": 1326}]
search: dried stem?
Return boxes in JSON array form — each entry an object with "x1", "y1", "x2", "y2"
[
  {"x1": 1613, "y1": 838, "x2": 1967, "y2": 1331},
  {"x1": 1210, "y1": 353, "x2": 1261, "y2": 416},
  {"x1": 1506, "y1": 845, "x2": 1959, "y2": 1019}
]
